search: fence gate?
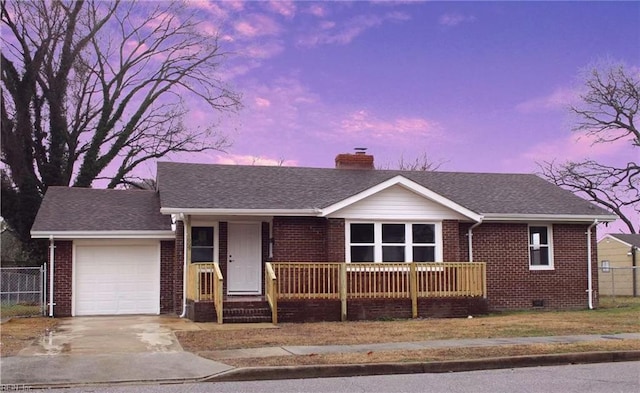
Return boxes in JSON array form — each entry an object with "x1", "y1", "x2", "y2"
[{"x1": 0, "y1": 265, "x2": 47, "y2": 315}]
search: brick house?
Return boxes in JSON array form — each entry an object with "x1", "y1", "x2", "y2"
[{"x1": 31, "y1": 153, "x2": 617, "y2": 322}]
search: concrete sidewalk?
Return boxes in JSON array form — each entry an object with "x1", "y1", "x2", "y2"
[
  {"x1": 200, "y1": 332, "x2": 640, "y2": 359},
  {"x1": 1, "y1": 333, "x2": 639, "y2": 388},
  {"x1": 0, "y1": 352, "x2": 234, "y2": 387}
]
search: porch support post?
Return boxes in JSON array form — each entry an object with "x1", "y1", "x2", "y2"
[
  {"x1": 340, "y1": 263, "x2": 347, "y2": 321},
  {"x1": 410, "y1": 263, "x2": 418, "y2": 318},
  {"x1": 482, "y1": 263, "x2": 487, "y2": 299}
]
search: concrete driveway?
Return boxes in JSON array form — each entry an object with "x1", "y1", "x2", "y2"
[
  {"x1": 2, "y1": 315, "x2": 237, "y2": 387},
  {"x1": 19, "y1": 315, "x2": 200, "y2": 356}
]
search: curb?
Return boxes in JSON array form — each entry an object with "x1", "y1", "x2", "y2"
[{"x1": 205, "y1": 350, "x2": 640, "y2": 382}]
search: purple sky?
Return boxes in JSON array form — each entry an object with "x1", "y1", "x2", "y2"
[
  {"x1": 170, "y1": 1, "x2": 639, "y2": 172},
  {"x1": 140, "y1": 1, "x2": 639, "y2": 232}
]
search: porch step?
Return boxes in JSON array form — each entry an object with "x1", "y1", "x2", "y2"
[{"x1": 222, "y1": 300, "x2": 272, "y2": 323}]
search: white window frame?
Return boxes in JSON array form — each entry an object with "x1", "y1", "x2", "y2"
[
  {"x1": 345, "y1": 221, "x2": 443, "y2": 263},
  {"x1": 189, "y1": 221, "x2": 219, "y2": 264},
  {"x1": 528, "y1": 224, "x2": 554, "y2": 270}
]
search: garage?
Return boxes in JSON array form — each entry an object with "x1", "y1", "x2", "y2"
[{"x1": 74, "y1": 241, "x2": 160, "y2": 316}]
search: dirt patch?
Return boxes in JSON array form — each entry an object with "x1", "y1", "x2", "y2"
[
  {"x1": 208, "y1": 340, "x2": 640, "y2": 368},
  {"x1": 0, "y1": 317, "x2": 58, "y2": 357}
]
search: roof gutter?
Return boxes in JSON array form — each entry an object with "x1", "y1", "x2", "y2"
[
  {"x1": 481, "y1": 213, "x2": 618, "y2": 223},
  {"x1": 31, "y1": 230, "x2": 175, "y2": 239},
  {"x1": 160, "y1": 208, "x2": 319, "y2": 216},
  {"x1": 587, "y1": 219, "x2": 598, "y2": 310},
  {"x1": 467, "y1": 218, "x2": 484, "y2": 263}
]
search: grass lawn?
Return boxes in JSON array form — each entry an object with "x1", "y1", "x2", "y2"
[
  {"x1": 1, "y1": 303, "x2": 43, "y2": 318},
  {"x1": 176, "y1": 296, "x2": 640, "y2": 366}
]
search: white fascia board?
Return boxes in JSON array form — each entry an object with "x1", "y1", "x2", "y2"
[
  {"x1": 482, "y1": 213, "x2": 619, "y2": 223},
  {"x1": 160, "y1": 208, "x2": 319, "y2": 216},
  {"x1": 319, "y1": 175, "x2": 483, "y2": 222},
  {"x1": 30, "y1": 230, "x2": 176, "y2": 240}
]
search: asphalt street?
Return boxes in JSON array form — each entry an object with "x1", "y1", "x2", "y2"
[{"x1": 24, "y1": 361, "x2": 640, "y2": 393}]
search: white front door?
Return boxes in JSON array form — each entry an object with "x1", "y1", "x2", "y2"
[{"x1": 227, "y1": 222, "x2": 262, "y2": 294}]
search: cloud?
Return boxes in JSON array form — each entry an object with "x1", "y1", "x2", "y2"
[
  {"x1": 438, "y1": 13, "x2": 476, "y2": 27},
  {"x1": 521, "y1": 133, "x2": 634, "y2": 164},
  {"x1": 338, "y1": 110, "x2": 441, "y2": 140},
  {"x1": 298, "y1": 12, "x2": 409, "y2": 47},
  {"x1": 234, "y1": 14, "x2": 281, "y2": 38},
  {"x1": 254, "y1": 97, "x2": 271, "y2": 108},
  {"x1": 243, "y1": 40, "x2": 285, "y2": 59},
  {"x1": 267, "y1": 0, "x2": 296, "y2": 18},
  {"x1": 516, "y1": 87, "x2": 579, "y2": 113},
  {"x1": 214, "y1": 154, "x2": 298, "y2": 166},
  {"x1": 307, "y1": 4, "x2": 327, "y2": 18},
  {"x1": 187, "y1": 0, "x2": 229, "y2": 18}
]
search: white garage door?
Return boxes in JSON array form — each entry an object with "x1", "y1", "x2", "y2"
[{"x1": 75, "y1": 242, "x2": 160, "y2": 316}]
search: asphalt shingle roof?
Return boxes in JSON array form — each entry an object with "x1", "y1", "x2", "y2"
[
  {"x1": 609, "y1": 234, "x2": 640, "y2": 248},
  {"x1": 32, "y1": 187, "x2": 171, "y2": 232},
  {"x1": 157, "y1": 162, "x2": 613, "y2": 217}
]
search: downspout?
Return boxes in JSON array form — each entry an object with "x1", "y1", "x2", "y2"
[
  {"x1": 586, "y1": 219, "x2": 598, "y2": 310},
  {"x1": 467, "y1": 219, "x2": 483, "y2": 262},
  {"x1": 632, "y1": 246, "x2": 637, "y2": 298},
  {"x1": 48, "y1": 235, "x2": 55, "y2": 317},
  {"x1": 180, "y1": 215, "x2": 189, "y2": 318}
]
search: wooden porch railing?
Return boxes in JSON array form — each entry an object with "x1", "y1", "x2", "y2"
[
  {"x1": 186, "y1": 262, "x2": 224, "y2": 324},
  {"x1": 265, "y1": 263, "x2": 278, "y2": 325},
  {"x1": 266, "y1": 262, "x2": 486, "y2": 321}
]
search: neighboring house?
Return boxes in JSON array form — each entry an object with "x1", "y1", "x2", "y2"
[
  {"x1": 597, "y1": 234, "x2": 639, "y2": 297},
  {"x1": 31, "y1": 153, "x2": 617, "y2": 322}
]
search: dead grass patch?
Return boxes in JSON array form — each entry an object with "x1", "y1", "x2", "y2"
[
  {"x1": 210, "y1": 340, "x2": 640, "y2": 368},
  {"x1": 0, "y1": 317, "x2": 58, "y2": 357},
  {"x1": 176, "y1": 302, "x2": 640, "y2": 352}
]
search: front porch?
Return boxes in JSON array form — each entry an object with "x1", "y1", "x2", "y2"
[{"x1": 186, "y1": 262, "x2": 487, "y2": 323}]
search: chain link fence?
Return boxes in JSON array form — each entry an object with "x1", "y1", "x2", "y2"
[
  {"x1": 0, "y1": 265, "x2": 46, "y2": 316},
  {"x1": 599, "y1": 266, "x2": 639, "y2": 299}
]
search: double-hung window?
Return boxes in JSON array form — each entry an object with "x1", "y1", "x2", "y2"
[
  {"x1": 191, "y1": 226, "x2": 214, "y2": 263},
  {"x1": 348, "y1": 222, "x2": 439, "y2": 263},
  {"x1": 529, "y1": 225, "x2": 553, "y2": 270}
]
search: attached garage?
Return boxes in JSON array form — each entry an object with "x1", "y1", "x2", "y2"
[{"x1": 74, "y1": 241, "x2": 161, "y2": 316}]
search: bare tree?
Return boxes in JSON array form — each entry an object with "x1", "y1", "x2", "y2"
[
  {"x1": 1, "y1": 0, "x2": 241, "y2": 243},
  {"x1": 379, "y1": 152, "x2": 444, "y2": 171},
  {"x1": 539, "y1": 62, "x2": 639, "y2": 233}
]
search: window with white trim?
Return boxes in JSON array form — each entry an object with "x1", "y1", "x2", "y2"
[
  {"x1": 529, "y1": 225, "x2": 553, "y2": 270},
  {"x1": 191, "y1": 226, "x2": 215, "y2": 262},
  {"x1": 348, "y1": 222, "x2": 440, "y2": 263}
]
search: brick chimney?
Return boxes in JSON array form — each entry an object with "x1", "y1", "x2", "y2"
[{"x1": 335, "y1": 148, "x2": 374, "y2": 170}]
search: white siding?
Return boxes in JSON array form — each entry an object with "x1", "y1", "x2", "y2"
[{"x1": 328, "y1": 185, "x2": 468, "y2": 220}]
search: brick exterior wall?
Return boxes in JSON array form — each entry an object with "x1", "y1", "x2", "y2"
[
  {"x1": 160, "y1": 240, "x2": 175, "y2": 313},
  {"x1": 442, "y1": 220, "x2": 460, "y2": 261},
  {"x1": 52, "y1": 240, "x2": 73, "y2": 317},
  {"x1": 273, "y1": 217, "x2": 329, "y2": 262},
  {"x1": 327, "y1": 218, "x2": 345, "y2": 262},
  {"x1": 472, "y1": 222, "x2": 597, "y2": 311},
  {"x1": 277, "y1": 298, "x2": 488, "y2": 322}
]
